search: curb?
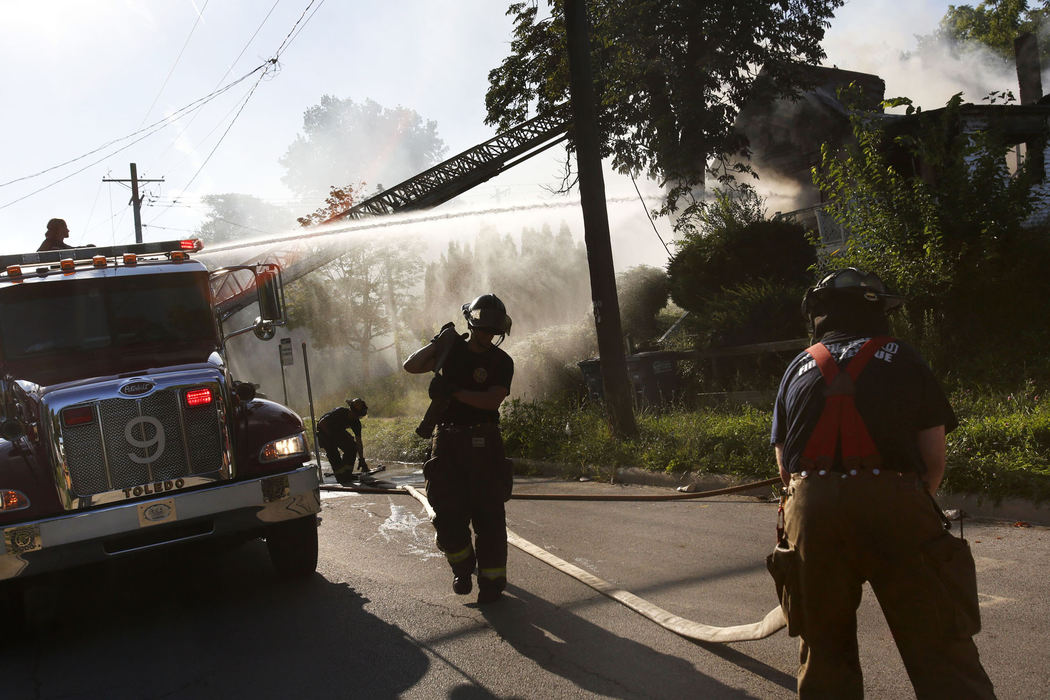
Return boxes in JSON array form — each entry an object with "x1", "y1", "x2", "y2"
[
  {"x1": 512, "y1": 459, "x2": 1050, "y2": 526},
  {"x1": 365, "y1": 458, "x2": 1050, "y2": 526}
]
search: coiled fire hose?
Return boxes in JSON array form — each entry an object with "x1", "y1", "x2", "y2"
[{"x1": 320, "y1": 475, "x2": 787, "y2": 643}]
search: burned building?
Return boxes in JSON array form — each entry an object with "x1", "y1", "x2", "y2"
[{"x1": 737, "y1": 33, "x2": 1050, "y2": 244}]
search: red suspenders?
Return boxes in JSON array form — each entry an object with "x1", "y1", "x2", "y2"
[{"x1": 800, "y1": 337, "x2": 892, "y2": 472}]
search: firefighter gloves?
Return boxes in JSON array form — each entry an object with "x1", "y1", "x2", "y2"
[{"x1": 429, "y1": 374, "x2": 459, "y2": 400}]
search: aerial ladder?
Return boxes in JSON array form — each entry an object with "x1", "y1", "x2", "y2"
[{"x1": 206, "y1": 105, "x2": 571, "y2": 318}]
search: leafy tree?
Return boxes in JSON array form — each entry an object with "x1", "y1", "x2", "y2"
[
  {"x1": 420, "y1": 222, "x2": 591, "y2": 338},
  {"x1": 280, "y1": 96, "x2": 447, "y2": 199},
  {"x1": 812, "y1": 92, "x2": 1050, "y2": 380},
  {"x1": 485, "y1": 0, "x2": 844, "y2": 226},
  {"x1": 666, "y1": 187, "x2": 814, "y2": 337},
  {"x1": 196, "y1": 194, "x2": 296, "y2": 243},
  {"x1": 616, "y1": 265, "x2": 669, "y2": 347},
  {"x1": 286, "y1": 185, "x2": 424, "y2": 374},
  {"x1": 921, "y1": 1, "x2": 1050, "y2": 62},
  {"x1": 284, "y1": 240, "x2": 424, "y2": 379},
  {"x1": 296, "y1": 183, "x2": 365, "y2": 227}
]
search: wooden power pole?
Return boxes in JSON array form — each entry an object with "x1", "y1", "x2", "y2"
[
  {"x1": 103, "y1": 163, "x2": 164, "y2": 243},
  {"x1": 564, "y1": 0, "x2": 638, "y2": 439}
]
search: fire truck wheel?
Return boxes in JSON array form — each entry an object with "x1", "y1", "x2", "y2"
[{"x1": 266, "y1": 514, "x2": 319, "y2": 578}]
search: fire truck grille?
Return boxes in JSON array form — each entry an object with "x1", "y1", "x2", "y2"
[{"x1": 62, "y1": 389, "x2": 224, "y2": 497}]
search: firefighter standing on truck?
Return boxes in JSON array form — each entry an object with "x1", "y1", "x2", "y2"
[
  {"x1": 317, "y1": 397, "x2": 369, "y2": 486},
  {"x1": 769, "y1": 268, "x2": 994, "y2": 698},
  {"x1": 403, "y1": 294, "x2": 514, "y2": 604},
  {"x1": 38, "y1": 218, "x2": 73, "y2": 251}
]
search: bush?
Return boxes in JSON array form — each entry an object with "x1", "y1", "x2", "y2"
[
  {"x1": 495, "y1": 387, "x2": 1050, "y2": 503},
  {"x1": 814, "y1": 91, "x2": 1050, "y2": 383}
]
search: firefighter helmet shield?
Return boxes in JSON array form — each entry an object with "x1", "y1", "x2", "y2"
[
  {"x1": 801, "y1": 268, "x2": 904, "y2": 318},
  {"x1": 462, "y1": 294, "x2": 512, "y2": 335}
]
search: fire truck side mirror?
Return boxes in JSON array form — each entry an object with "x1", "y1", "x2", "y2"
[
  {"x1": 256, "y1": 267, "x2": 283, "y2": 325},
  {"x1": 233, "y1": 381, "x2": 257, "y2": 402},
  {"x1": 0, "y1": 419, "x2": 24, "y2": 440},
  {"x1": 253, "y1": 317, "x2": 277, "y2": 341}
]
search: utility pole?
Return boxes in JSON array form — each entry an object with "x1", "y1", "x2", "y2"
[
  {"x1": 564, "y1": 0, "x2": 638, "y2": 439},
  {"x1": 103, "y1": 163, "x2": 164, "y2": 243}
]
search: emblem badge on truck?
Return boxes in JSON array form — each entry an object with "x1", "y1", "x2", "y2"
[{"x1": 119, "y1": 381, "x2": 155, "y2": 396}]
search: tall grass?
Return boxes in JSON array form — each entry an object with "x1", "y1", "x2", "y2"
[{"x1": 343, "y1": 383, "x2": 1050, "y2": 504}]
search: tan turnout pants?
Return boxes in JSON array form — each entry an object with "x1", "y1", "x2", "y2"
[{"x1": 781, "y1": 471, "x2": 995, "y2": 699}]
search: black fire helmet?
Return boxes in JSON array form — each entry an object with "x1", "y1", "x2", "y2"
[
  {"x1": 346, "y1": 397, "x2": 368, "y2": 416},
  {"x1": 462, "y1": 293, "x2": 512, "y2": 337},
  {"x1": 801, "y1": 268, "x2": 905, "y2": 319}
]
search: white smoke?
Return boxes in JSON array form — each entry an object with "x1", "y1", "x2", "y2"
[{"x1": 822, "y1": 2, "x2": 1029, "y2": 110}]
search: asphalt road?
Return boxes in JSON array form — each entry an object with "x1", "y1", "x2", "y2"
[{"x1": 1, "y1": 465, "x2": 1046, "y2": 699}]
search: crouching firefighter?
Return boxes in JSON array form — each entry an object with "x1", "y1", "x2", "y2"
[
  {"x1": 403, "y1": 294, "x2": 514, "y2": 604},
  {"x1": 768, "y1": 268, "x2": 994, "y2": 699},
  {"x1": 317, "y1": 397, "x2": 369, "y2": 486}
]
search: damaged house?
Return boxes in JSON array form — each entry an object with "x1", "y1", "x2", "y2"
[{"x1": 735, "y1": 33, "x2": 1050, "y2": 245}]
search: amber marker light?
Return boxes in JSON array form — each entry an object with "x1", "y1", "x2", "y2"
[
  {"x1": 0, "y1": 489, "x2": 29, "y2": 511},
  {"x1": 184, "y1": 387, "x2": 213, "y2": 407},
  {"x1": 6, "y1": 265, "x2": 21, "y2": 277},
  {"x1": 170, "y1": 251, "x2": 188, "y2": 262},
  {"x1": 60, "y1": 259, "x2": 75, "y2": 271},
  {"x1": 92, "y1": 255, "x2": 107, "y2": 268},
  {"x1": 123, "y1": 253, "x2": 137, "y2": 265}
]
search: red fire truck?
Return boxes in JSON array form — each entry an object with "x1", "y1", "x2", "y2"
[{"x1": 0, "y1": 239, "x2": 319, "y2": 596}]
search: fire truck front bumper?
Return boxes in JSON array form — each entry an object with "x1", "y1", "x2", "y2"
[{"x1": 0, "y1": 465, "x2": 320, "y2": 582}]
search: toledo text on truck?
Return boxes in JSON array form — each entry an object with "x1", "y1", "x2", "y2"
[{"x1": 0, "y1": 239, "x2": 320, "y2": 595}]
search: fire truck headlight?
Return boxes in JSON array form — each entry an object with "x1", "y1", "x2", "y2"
[
  {"x1": 259, "y1": 433, "x2": 308, "y2": 463},
  {"x1": 0, "y1": 489, "x2": 30, "y2": 512}
]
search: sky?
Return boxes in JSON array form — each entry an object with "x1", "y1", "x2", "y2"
[{"x1": 0, "y1": 0, "x2": 1026, "y2": 265}]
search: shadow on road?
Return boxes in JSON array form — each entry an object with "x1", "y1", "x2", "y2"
[
  {"x1": 0, "y1": 539, "x2": 428, "y2": 700},
  {"x1": 480, "y1": 585, "x2": 751, "y2": 698}
]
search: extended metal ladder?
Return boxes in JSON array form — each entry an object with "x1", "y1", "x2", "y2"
[{"x1": 208, "y1": 105, "x2": 571, "y2": 317}]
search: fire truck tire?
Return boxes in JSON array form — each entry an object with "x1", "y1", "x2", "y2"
[{"x1": 266, "y1": 514, "x2": 319, "y2": 578}]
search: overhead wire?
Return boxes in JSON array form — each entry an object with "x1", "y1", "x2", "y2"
[
  {"x1": 153, "y1": 0, "x2": 283, "y2": 164},
  {"x1": 630, "y1": 173, "x2": 671, "y2": 256},
  {"x1": 151, "y1": 0, "x2": 327, "y2": 224},
  {"x1": 4, "y1": 0, "x2": 325, "y2": 227},
  {"x1": 214, "y1": 0, "x2": 282, "y2": 87},
  {"x1": 0, "y1": 65, "x2": 267, "y2": 191},
  {"x1": 139, "y1": 0, "x2": 212, "y2": 127}
]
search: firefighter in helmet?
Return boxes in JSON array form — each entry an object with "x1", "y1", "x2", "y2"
[
  {"x1": 317, "y1": 397, "x2": 369, "y2": 486},
  {"x1": 769, "y1": 269, "x2": 994, "y2": 698},
  {"x1": 403, "y1": 293, "x2": 514, "y2": 604}
]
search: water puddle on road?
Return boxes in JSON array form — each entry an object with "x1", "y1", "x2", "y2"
[{"x1": 379, "y1": 503, "x2": 441, "y2": 559}]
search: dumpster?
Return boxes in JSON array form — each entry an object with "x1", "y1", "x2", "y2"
[{"x1": 577, "y1": 351, "x2": 682, "y2": 406}]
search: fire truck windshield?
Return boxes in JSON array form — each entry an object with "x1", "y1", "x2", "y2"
[{"x1": 0, "y1": 271, "x2": 217, "y2": 361}]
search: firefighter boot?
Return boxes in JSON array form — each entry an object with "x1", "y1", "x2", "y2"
[
  {"x1": 449, "y1": 549, "x2": 476, "y2": 595},
  {"x1": 477, "y1": 573, "x2": 506, "y2": 604}
]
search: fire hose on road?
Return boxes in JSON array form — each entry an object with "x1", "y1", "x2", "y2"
[{"x1": 320, "y1": 476, "x2": 787, "y2": 644}]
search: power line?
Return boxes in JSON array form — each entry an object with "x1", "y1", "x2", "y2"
[
  {"x1": 152, "y1": 0, "x2": 328, "y2": 223},
  {"x1": 158, "y1": 67, "x2": 272, "y2": 212},
  {"x1": 139, "y1": 0, "x2": 212, "y2": 127},
  {"x1": 153, "y1": 0, "x2": 283, "y2": 164},
  {"x1": 215, "y1": 0, "x2": 282, "y2": 87},
  {"x1": 630, "y1": 173, "x2": 671, "y2": 256},
  {"x1": 0, "y1": 65, "x2": 265, "y2": 190},
  {"x1": 274, "y1": 0, "x2": 325, "y2": 56}
]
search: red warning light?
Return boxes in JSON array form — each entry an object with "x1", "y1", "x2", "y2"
[
  {"x1": 63, "y1": 406, "x2": 95, "y2": 427},
  {"x1": 185, "y1": 388, "x2": 213, "y2": 407},
  {"x1": 179, "y1": 239, "x2": 202, "y2": 251}
]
